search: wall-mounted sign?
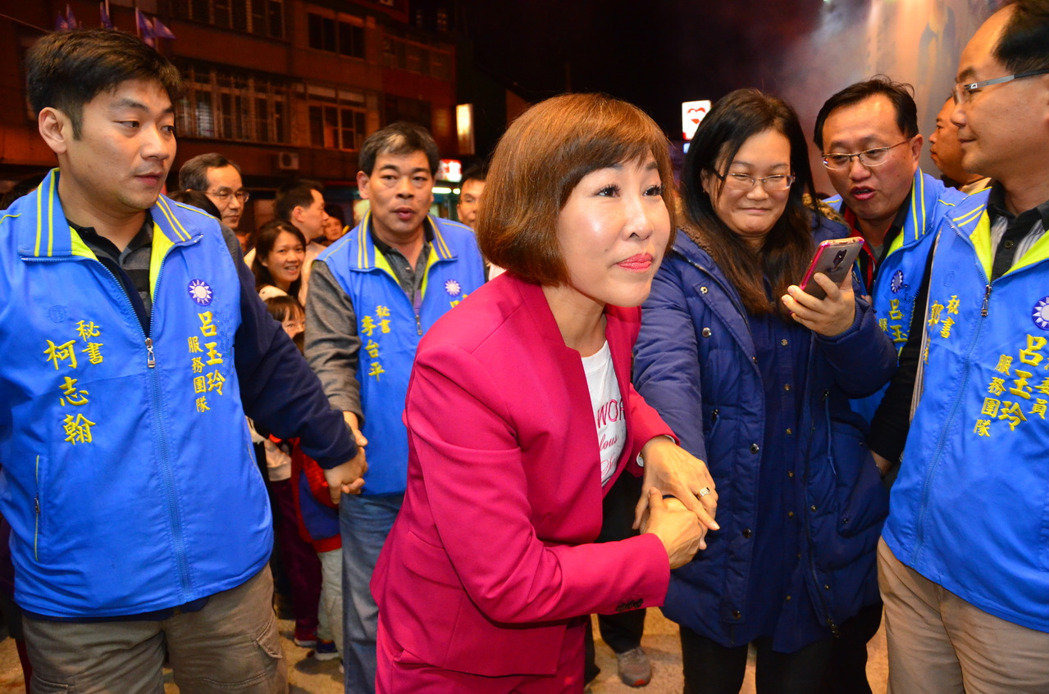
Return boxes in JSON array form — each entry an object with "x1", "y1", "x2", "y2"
[{"x1": 682, "y1": 100, "x2": 712, "y2": 141}]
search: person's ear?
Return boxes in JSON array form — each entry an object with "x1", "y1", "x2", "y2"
[{"x1": 38, "y1": 107, "x2": 73, "y2": 155}]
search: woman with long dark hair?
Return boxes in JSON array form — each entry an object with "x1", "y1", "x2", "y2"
[
  {"x1": 251, "y1": 219, "x2": 306, "y2": 300},
  {"x1": 634, "y1": 89, "x2": 896, "y2": 692}
]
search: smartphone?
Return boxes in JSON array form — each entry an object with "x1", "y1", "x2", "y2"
[{"x1": 800, "y1": 237, "x2": 864, "y2": 300}]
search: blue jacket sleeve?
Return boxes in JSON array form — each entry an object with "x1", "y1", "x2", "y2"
[
  {"x1": 633, "y1": 259, "x2": 708, "y2": 462},
  {"x1": 814, "y1": 276, "x2": 897, "y2": 399},
  {"x1": 231, "y1": 257, "x2": 357, "y2": 469}
]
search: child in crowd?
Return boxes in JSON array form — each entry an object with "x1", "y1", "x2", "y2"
[
  {"x1": 256, "y1": 295, "x2": 323, "y2": 650},
  {"x1": 264, "y1": 296, "x2": 342, "y2": 663}
]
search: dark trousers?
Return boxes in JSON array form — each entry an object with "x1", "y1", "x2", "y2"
[
  {"x1": 584, "y1": 471, "x2": 646, "y2": 681},
  {"x1": 680, "y1": 625, "x2": 833, "y2": 694},
  {"x1": 268, "y1": 477, "x2": 321, "y2": 636},
  {"x1": 819, "y1": 602, "x2": 882, "y2": 694}
]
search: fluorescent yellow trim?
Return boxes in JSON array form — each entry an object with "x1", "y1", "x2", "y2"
[
  {"x1": 969, "y1": 212, "x2": 993, "y2": 279},
  {"x1": 1006, "y1": 226, "x2": 1049, "y2": 276},
  {"x1": 954, "y1": 206, "x2": 983, "y2": 227},
  {"x1": 47, "y1": 174, "x2": 58, "y2": 257},
  {"x1": 429, "y1": 217, "x2": 451, "y2": 258},
  {"x1": 150, "y1": 221, "x2": 175, "y2": 299},
  {"x1": 909, "y1": 175, "x2": 922, "y2": 243},
  {"x1": 372, "y1": 246, "x2": 401, "y2": 285},
  {"x1": 69, "y1": 227, "x2": 98, "y2": 261},
  {"x1": 357, "y1": 214, "x2": 370, "y2": 269},
  {"x1": 885, "y1": 228, "x2": 906, "y2": 257},
  {"x1": 34, "y1": 179, "x2": 43, "y2": 257},
  {"x1": 154, "y1": 197, "x2": 190, "y2": 242},
  {"x1": 419, "y1": 246, "x2": 439, "y2": 298}
]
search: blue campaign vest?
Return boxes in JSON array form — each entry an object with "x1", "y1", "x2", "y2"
[
  {"x1": 884, "y1": 189, "x2": 1049, "y2": 631},
  {"x1": 317, "y1": 214, "x2": 485, "y2": 495},
  {"x1": 0, "y1": 171, "x2": 271, "y2": 618},
  {"x1": 828, "y1": 170, "x2": 967, "y2": 421}
]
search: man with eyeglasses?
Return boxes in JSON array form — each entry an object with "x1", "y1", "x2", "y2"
[
  {"x1": 178, "y1": 153, "x2": 249, "y2": 237},
  {"x1": 814, "y1": 80, "x2": 965, "y2": 377},
  {"x1": 811, "y1": 78, "x2": 967, "y2": 694},
  {"x1": 870, "y1": 2, "x2": 1049, "y2": 690}
]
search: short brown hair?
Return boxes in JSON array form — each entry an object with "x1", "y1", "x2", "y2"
[{"x1": 478, "y1": 93, "x2": 676, "y2": 285}]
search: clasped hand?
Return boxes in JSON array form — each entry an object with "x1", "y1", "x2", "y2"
[{"x1": 635, "y1": 437, "x2": 719, "y2": 566}]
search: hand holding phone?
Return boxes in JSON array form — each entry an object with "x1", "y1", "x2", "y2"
[{"x1": 800, "y1": 237, "x2": 864, "y2": 299}]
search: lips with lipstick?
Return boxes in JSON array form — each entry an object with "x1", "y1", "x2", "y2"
[{"x1": 617, "y1": 253, "x2": 654, "y2": 272}]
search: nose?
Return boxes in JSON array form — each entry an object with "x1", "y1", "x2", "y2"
[
  {"x1": 950, "y1": 101, "x2": 967, "y2": 130},
  {"x1": 395, "y1": 176, "x2": 414, "y2": 198},
  {"x1": 228, "y1": 194, "x2": 243, "y2": 212},
  {"x1": 142, "y1": 123, "x2": 172, "y2": 161},
  {"x1": 847, "y1": 156, "x2": 871, "y2": 180},
  {"x1": 623, "y1": 191, "x2": 654, "y2": 240},
  {"x1": 745, "y1": 181, "x2": 771, "y2": 200}
]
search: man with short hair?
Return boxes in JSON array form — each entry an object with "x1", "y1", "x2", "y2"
[
  {"x1": 276, "y1": 178, "x2": 329, "y2": 243},
  {"x1": 6, "y1": 28, "x2": 364, "y2": 691},
  {"x1": 178, "y1": 152, "x2": 249, "y2": 238},
  {"x1": 456, "y1": 164, "x2": 486, "y2": 228},
  {"x1": 929, "y1": 96, "x2": 992, "y2": 194},
  {"x1": 305, "y1": 122, "x2": 485, "y2": 693},
  {"x1": 874, "y1": 2, "x2": 1049, "y2": 690},
  {"x1": 812, "y1": 77, "x2": 966, "y2": 694},
  {"x1": 815, "y1": 79, "x2": 966, "y2": 426}
]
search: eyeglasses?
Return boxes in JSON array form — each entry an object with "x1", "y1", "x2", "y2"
[
  {"x1": 715, "y1": 171, "x2": 795, "y2": 192},
  {"x1": 953, "y1": 68, "x2": 1049, "y2": 104},
  {"x1": 821, "y1": 140, "x2": 910, "y2": 170},
  {"x1": 205, "y1": 188, "x2": 250, "y2": 203}
]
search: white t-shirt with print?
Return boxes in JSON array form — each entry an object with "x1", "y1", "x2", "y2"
[{"x1": 581, "y1": 341, "x2": 626, "y2": 486}]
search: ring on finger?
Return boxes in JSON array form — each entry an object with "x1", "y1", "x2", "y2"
[{"x1": 698, "y1": 486, "x2": 712, "y2": 498}]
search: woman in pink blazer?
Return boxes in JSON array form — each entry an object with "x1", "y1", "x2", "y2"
[{"x1": 372, "y1": 94, "x2": 719, "y2": 692}]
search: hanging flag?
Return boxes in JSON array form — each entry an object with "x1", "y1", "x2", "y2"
[
  {"x1": 100, "y1": 1, "x2": 113, "y2": 29},
  {"x1": 151, "y1": 16, "x2": 177, "y2": 40},
  {"x1": 135, "y1": 8, "x2": 155, "y2": 46},
  {"x1": 65, "y1": 3, "x2": 79, "y2": 29}
]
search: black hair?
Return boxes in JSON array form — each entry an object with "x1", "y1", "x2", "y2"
[
  {"x1": 461, "y1": 163, "x2": 488, "y2": 185},
  {"x1": 324, "y1": 203, "x2": 346, "y2": 227},
  {"x1": 813, "y1": 76, "x2": 918, "y2": 150},
  {"x1": 263, "y1": 294, "x2": 304, "y2": 324},
  {"x1": 178, "y1": 153, "x2": 241, "y2": 192},
  {"x1": 682, "y1": 88, "x2": 818, "y2": 320},
  {"x1": 995, "y1": 0, "x2": 1049, "y2": 73},
  {"x1": 26, "y1": 28, "x2": 181, "y2": 138},
  {"x1": 251, "y1": 219, "x2": 307, "y2": 296},
  {"x1": 274, "y1": 179, "x2": 323, "y2": 223},
  {"x1": 358, "y1": 121, "x2": 440, "y2": 176},
  {"x1": 168, "y1": 189, "x2": 221, "y2": 219}
]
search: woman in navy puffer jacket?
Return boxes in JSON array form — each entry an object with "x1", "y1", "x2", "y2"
[{"x1": 634, "y1": 89, "x2": 896, "y2": 693}]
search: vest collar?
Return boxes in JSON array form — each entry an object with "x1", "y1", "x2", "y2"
[
  {"x1": 348, "y1": 213, "x2": 456, "y2": 271},
  {"x1": 18, "y1": 169, "x2": 200, "y2": 259}
]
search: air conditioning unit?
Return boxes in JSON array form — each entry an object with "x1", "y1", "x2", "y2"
[{"x1": 276, "y1": 151, "x2": 300, "y2": 171}]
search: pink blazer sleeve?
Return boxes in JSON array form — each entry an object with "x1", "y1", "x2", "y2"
[{"x1": 403, "y1": 341, "x2": 670, "y2": 625}]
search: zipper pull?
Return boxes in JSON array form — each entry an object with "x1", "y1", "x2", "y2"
[
  {"x1": 981, "y1": 284, "x2": 992, "y2": 317},
  {"x1": 145, "y1": 337, "x2": 156, "y2": 368}
]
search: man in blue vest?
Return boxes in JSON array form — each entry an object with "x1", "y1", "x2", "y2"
[
  {"x1": 873, "y1": 2, "x2": 1049, "y2": 689},
  {"x1": 304, "y1": 122, "x2": 485, "y2": 693},
  {"x1": 3, "y1": 29, "x2": 365, "y2": 691},
  {"x1": 811, "y1": 78, "x2": 967, "y2": 694}
]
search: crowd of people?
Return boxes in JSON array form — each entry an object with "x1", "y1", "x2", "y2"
[{"x1": 0, "y1": 1, "x2": 1047, "y2": 692}]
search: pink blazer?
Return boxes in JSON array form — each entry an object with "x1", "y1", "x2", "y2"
[{"x1": 371, "y1": 273, "x2": 673, "y2": 679}]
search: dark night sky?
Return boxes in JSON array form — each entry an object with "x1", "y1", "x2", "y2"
[{"x1": 460, "y1": 0, "x2": 850, "y2": 140}]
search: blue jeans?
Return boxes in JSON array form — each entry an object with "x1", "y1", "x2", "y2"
[{"x1": 341, "y1": 492, "x2": 403, "y2": 694}]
